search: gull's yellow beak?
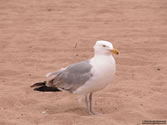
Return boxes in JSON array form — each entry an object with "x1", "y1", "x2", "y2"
[{"x1": 111, "y1": 48, "x2": 119, "y2": 55}]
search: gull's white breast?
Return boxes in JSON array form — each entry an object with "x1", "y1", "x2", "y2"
[{"x1": 74, "y1": 55, "x2": 116, "y2": 95}]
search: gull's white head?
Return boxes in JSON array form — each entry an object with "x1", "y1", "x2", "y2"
[{"x1": 94, "y1": 40, "x2": 119, "y2": 55}]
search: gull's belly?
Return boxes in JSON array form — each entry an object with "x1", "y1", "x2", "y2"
[
  {"x1": 88, "y1": 63, "x2": 116, "y2": 91},
  {"x1": 74, "y1": 56, "x2": 116, "y2": 95}
]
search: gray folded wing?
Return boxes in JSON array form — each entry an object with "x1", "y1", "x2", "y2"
[{"x1": 46, "y1": 61, "x2": 93, "y2": 92}]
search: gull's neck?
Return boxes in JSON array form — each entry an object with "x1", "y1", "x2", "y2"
[
  {"x1": 90, "y1": 53, "x2": 116, "y2": 72},
  {"x1": 93, "y1": 53, "x2": 113, "y2": 58},
  {"x1": 92, "y1": 53, "x2": 115, "y2": 64}
]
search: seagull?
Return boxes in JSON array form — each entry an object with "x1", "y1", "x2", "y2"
[{"x1": 31, "y1": 40, "x2": 119, "y2": 115}]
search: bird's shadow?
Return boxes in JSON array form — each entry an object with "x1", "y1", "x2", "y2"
[
  {"x1": 43, "y1": 105, "x2": 108, "y2": 116},
  {"x1": 64, "y1": 107, "x2": 89, "y2": 116},
  {"x1": 39, "y1": 101, "x2": 113, "y2": 116},
  {"x1": 41, "y1": 104, "x2": 90, "y2": 116}
]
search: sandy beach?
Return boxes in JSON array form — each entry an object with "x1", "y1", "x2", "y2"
[{"x1": 0, "y1": 0, "x2": 167, "y2": 124}]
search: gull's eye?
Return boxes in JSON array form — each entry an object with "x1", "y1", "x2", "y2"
[{"x1": 102, "y1": 45, "x2": 106, "y2": 47}]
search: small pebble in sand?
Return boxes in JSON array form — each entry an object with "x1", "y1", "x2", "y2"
[
  {"x1": 47, "y1": 8, "x2": 52, "y2": 11},
  {"x1": 41, "y1": 111, "x2": 47, "y2": 114}
]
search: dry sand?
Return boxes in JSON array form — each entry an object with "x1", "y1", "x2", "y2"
[{"x1": 0, "y1": 0, "x2": 167, "y2": 125}]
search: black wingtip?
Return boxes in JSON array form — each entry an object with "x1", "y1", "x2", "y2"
[
  {"x1": 34, "y1": 86, "x2": 61, "y2": 92},
  {"x1": 31, "y1": 81, "x2": 61, "y2": 92}
]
